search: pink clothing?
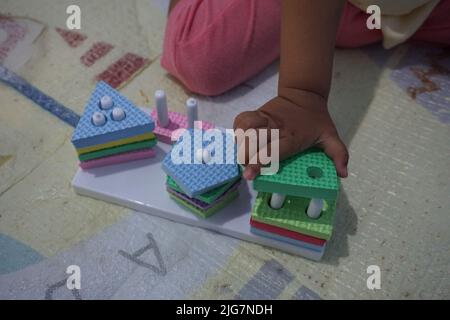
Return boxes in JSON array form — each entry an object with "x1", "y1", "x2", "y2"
[{"x1": 162, "y1": 0, "x2": 450, "y2": 96}]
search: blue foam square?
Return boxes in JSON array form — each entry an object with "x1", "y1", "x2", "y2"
[
  {"x1": 71, "y1": 81, "x2": 155, "y2": 148},
  {"x1": 162, "y1": 129, "x2": 241, "y2": 197}
]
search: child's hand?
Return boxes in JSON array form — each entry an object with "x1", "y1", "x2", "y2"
[{"x1": 233, "y1": 89, "x2": 349, "y2": 180}]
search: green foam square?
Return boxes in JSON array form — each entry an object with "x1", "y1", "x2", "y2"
[
  {"x1": 253, "y1": 148, "x2": 339, "y2": 200},
  {"x1": 166, "y1": 175, "x2": 240, "y2": 205},
  {"x1": 79, "y1": 138, "x2": 156, "y2": 161},
  {"x1": 170, "y1": 189, "x2": 239, "y2": 219},
  {"x1": 251, "y1": 192, "x2": 336, "y2": 240}
]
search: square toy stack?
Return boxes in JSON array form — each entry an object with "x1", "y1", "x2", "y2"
[
  {"x1": 250, "y1": 149, "x2": 339, "y2": 258},
  {"x1": 162, "y1": 129, "x2": 242, "y2": 218},
  {"x1": 71, "y1": 82, "x2": 157, "y2": 169}
]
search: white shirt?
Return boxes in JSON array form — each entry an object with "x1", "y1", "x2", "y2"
[{"x1": 349, "y1": 0, "x2": 440, "y2": 48}]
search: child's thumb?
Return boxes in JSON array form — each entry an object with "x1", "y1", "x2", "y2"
[{"x1": 320, "y1": 135, "x2": 349, "y2": 178}]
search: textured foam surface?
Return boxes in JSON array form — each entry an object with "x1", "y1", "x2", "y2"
[
  {"x1": 166, "y1": 179, "x2": 241, "y2": 210},
  {"x1": 79, "y1": 148, "x2": 156, "y2": 169},
  {"x1": 78, "y1": 139, "x2": 156, "y2": 161},
  {"x1": 250, "y1": 218, "x2": 326, "y2": 246},
  {"x1": 150, "y1": 109, "x2": 214, "y2": 144},
  {"x1": 166, "y1": 175, "x2": 240, "y2": 205},
  {"x1": 71, "y1": 81, "x2": 155, "y2": 148},
  {"x1": 167, "y1": 187, "x2": 211, "y2": 210},
  {"x1": 251, "y1": 192, "x2": 336, "y2": 240},
  {"x1": 170, "y1": 189, "x2": 239, "y2": 219},
  {"x1": 76, "y1": 132, "x2": 154, "y2": 154},
  {"x1": 253, "y1": 149, "x2": 339, "y2": 200},
  {"x1": 250, "y1": 227, "x2": 325, "y2": 253},
  {"x1": 162, "y1": 129, "x2": 240, "y2": 197}
]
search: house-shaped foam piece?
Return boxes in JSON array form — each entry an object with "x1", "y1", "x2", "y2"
[{"x1": 253, "y1": 148, "x2": 339, "y2": 200}]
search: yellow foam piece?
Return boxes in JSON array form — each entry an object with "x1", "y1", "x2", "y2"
[{"x1": 76, "y1": 132, "x2": 155, "y2": 155}]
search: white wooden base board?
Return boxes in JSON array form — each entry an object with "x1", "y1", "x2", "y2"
[{"x1": 72, "y1": 142, "x2": 325, "y2": 261}]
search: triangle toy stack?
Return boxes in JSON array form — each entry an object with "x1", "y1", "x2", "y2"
[{"x1": 71, "y1": 81, "x2": 157, "y2": 169}]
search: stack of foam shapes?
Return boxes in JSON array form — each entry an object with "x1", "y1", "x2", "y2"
[
  {"x1": 250, "y1": 148, "x2": 339, "y2": 259},
  {"x1": 162, "y1": 129, "x2": 242, "y2": 218},
  {"x1": 71, "y1": 81, "x2": 157, "y2": 169}
]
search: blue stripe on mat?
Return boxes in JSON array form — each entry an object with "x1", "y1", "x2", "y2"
[
  {"x1": 0, "y1": 65, "x2": 80, "y2": 127},
  {"x1": 235, "y1": 259, "x2": 294, "y2": 300}
]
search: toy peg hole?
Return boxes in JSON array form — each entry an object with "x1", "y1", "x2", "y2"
[{"x1": 307, "y1": 166, "x2": 323, "y2": 179}]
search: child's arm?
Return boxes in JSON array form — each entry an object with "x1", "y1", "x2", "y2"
[{"x1": 234, "y1": 0, "x2": 349, "y2": 179}]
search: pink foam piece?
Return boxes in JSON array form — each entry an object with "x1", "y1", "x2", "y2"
[
  {"x1": 250, "y1": 218, "x2": 326, "y2": 246},
  {"x1": 150, "y1": 109, "x2": 214, "y2": 144},
  {"x1": 79, "y1": 148, "x2": 156, "y2": 169}
]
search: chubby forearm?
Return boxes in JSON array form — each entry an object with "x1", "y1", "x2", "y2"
[{"x1": 278, "y1": 0, "x2": 345, "y2": 102}]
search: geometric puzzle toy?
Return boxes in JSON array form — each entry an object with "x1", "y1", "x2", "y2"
[
  {"x1": 72, "y1": 141, "x2": 326, "y2": 260},
  {"x1": 68, "y1": 87, "x2": 333, "y2": 260},
  {"x1": 250, "y1": 148, "x2": 339, "y2": 256},
  {"x1": 162, "y1": 127, "x2": 242, "y2": 219},
  {"x1": 151, "y1": 90, "x2": 214, "y2": 144},
  {"x1": 71, "y1": 81, "x2": 157, "y2": 169}
]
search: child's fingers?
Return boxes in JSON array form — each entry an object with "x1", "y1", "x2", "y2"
[
  {"x1": 319, "y1": 134, "x2": 349, "y2": 178},
  {"x1": 233, "y1": 110, "x2": 268, "y2": 131},
  {"x1": 237, "y1": 133, "x2": 257, "y2": 165},
  {"x1": 243, "y1": 165, "x2": 260, "y2": 180},
  {"x1": 243, "y1": 136, "x2": 298, "y2": 180},
  {"x1": 234, "y1": 112, "x2": 269, "y2": 166},
  {"x1": 236, "y1": 127, "x2": 270, "y2": 167}
]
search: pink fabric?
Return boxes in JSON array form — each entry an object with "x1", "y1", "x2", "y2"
[
  {"x1": 162, "y1": 0, "x2": 450, "y2": 96},
  {"x1": 79, "y1": 149, "x2": 156, "y2": 169},
  {"x1": 162, "y1": 0, "x2": 281, "y2": 96}
]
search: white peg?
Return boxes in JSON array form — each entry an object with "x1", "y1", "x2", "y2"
[
  {"x1": 195, "y1": 148, "x2": 211, "y2": 164},
  {"x1": 270, "y1": 193, "x2": 286, "y2": 209},
  {"x1": 202, "y1": 148, "x2": 211, "y2": 163},
  {"x1": 155, "y1": 90, "x2": 169, "y2": 127},
  {"x1": 99, "y1": 95, "x2": 114, "y2": 110},
  {"x1": 186, "y1": 98, "x2": 198, "y2": 129},
  {"x1": 92, "y1": 112, "x2": 106, "y2": 126},
  {"x1": 306, "y1": 198, "x2": 324, "y2": 219},
  {"x1": 195, "y1": 148, "x2": 203, "y2": 163},
  {"x1": 111, "y1": 107, "x2": 126, "y2": 121}
]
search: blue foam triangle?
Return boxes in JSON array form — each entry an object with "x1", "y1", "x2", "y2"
[{"x1": 71, "y1": 81, "x2": 154, "y2": 148}]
